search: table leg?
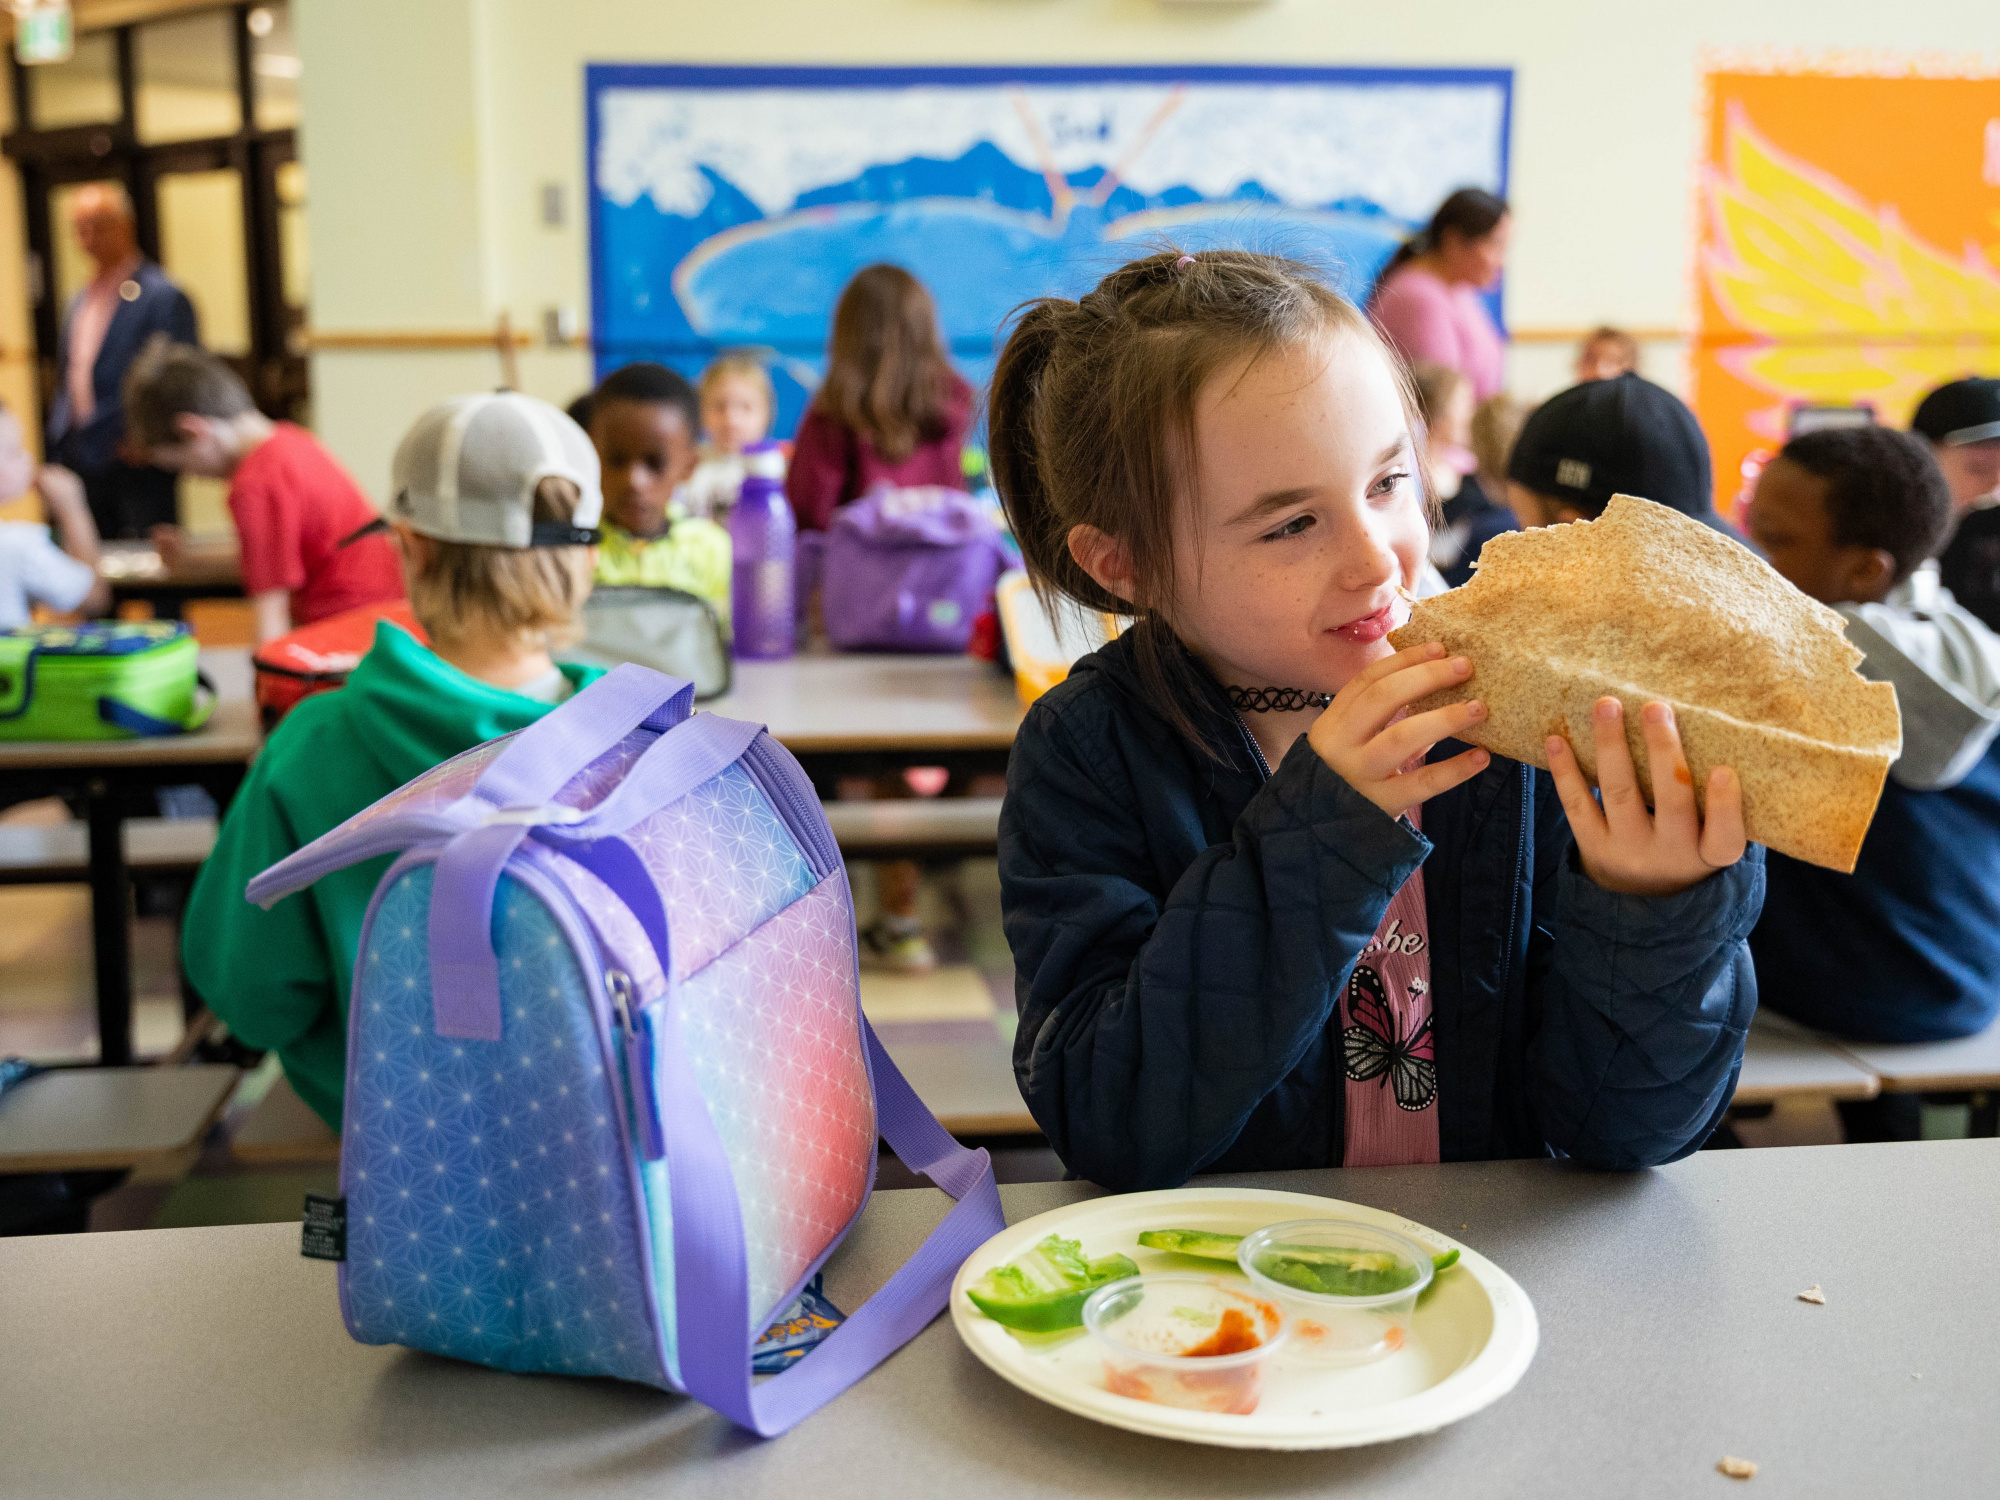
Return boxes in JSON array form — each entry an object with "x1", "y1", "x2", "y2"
[{"x1": 85, "y1": 777, "x2": 133, "y2": 1067}]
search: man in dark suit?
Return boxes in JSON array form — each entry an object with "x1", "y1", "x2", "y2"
[{"x1": 46, "y1": 183, "x2": 200, "y2": 539}]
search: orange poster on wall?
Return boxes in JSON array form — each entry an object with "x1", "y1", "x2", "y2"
[{"x1": 1694, "y1": 65, "x2": 2000, "y2": 518}]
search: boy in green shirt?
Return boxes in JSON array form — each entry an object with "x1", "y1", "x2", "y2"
[
  {"x1": 183, "y1": 393, "x2": 607, "y2": 1129},
  {"x1": 587, "y1": 361, "x2": 731, "y2": 623}
]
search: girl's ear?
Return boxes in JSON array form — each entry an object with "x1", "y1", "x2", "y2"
[{"x1": 1067, "y1": 523, "x2": 1136, "y2": 603}]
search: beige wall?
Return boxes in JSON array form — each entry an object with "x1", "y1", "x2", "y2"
[{"x1": 296, "y1": 0, "x2": 2000, "y2": 502}]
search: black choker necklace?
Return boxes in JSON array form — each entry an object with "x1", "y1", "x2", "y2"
[{"x1": 1226, "y1": 685, "x2": 1332, "y2": 713}]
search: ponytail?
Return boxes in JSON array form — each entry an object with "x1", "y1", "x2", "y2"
[{"x1": 988, "y1": 300, "x2": 1116, "y2": 614}]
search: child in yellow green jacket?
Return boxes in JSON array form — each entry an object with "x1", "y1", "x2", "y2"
[{"x1": 586, "y1": 361, "x2": 731, "y2": 625}]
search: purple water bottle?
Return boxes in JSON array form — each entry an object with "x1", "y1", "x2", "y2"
[{"x1": 729, "y1": 441, "x2": 796, "y2": 660}]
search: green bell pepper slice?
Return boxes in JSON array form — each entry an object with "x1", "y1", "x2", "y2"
[{"x1": 964, "y1": 1233, "x2": 1141, "y2": 1333}]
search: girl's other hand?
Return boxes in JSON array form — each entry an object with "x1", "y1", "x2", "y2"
[
  {"x1": 1306, "y1": 641, "x2": 1490, "y2": 820},
  {"x1": 1547, "y1": 697, "x2": 1746, "y2": 897}
]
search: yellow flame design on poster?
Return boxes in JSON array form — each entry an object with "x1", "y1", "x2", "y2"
[{"x1": 1695, "y1": 67, "x2": 2000, "y2": 516}]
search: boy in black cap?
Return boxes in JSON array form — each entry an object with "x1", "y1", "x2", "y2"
[
  {"x1": 1504, "y1": 372, "x2": 1749, "y2": 545},
  {"x1": 1920, "y1": 376, "x2": 2000, "y2": 632},
  {"x1": 1745, "y1": 426, "x2": 2000, "y2": 1135}
]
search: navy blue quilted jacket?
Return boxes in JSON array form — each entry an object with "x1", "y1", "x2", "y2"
[{"x1": 1000, "y1": 628, "x2": 1764, "y2": 1190}]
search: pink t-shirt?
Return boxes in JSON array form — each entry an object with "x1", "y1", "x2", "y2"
[
  {"x1": 1340, "y1": 813, "x2": 1439, "y2": 1167},
  {"x1": 1369, "y1": 266, "x2": 1506, "y2": 401}
]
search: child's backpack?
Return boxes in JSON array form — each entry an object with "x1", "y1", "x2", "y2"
[
  {"x1": 254, "y1": 600, "x2": 425, "y2": 730},
  {"x1": 822, "y1": 487, "x2": 1008, "y2": 653},
  {"x1": 0, "y1": 620, "x2": 213, "y2": 741},
  {"x1": 559, "y1": 585, "x2": 730, "y2": 701},
  {"x1": 245, "y1": 665, "x2": 1002, "y2": 1435}
]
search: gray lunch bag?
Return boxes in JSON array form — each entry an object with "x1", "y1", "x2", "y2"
[{"x1": 559, "y1": 585, "x2": 731, "y2": 700}]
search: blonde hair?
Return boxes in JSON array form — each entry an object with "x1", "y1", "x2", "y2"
[
  {"x1": 699, "y1": 352, "x2": 775, "y2": 412},
  {"x1": 1578, "y1": 325, "x2": 1640, "y2": 375},
  {"x1": 407, "y1": 477, "x2": 594, "y2": 651},
  {"x1": 1407, "y1": 360, "x2": 1471, "y2": 430},
  {"x1": 1470, "y1": 393, "x2": 1533, "y2": 485}
]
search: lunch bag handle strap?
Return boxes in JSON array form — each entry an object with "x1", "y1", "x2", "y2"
[
  {"x1": 655, "y1": 991, "x2": 1004, "y2": 1436},
  {"x1": 470, "y1": 663, "x2": 694, "y2": 811},
  {"x1": 428, "y1": 711, "x2": 761, "y2": 1041}
]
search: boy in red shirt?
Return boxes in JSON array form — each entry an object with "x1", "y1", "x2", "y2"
[{"x1": 124, "y1": 337, "x2": 403, "y2": 642}]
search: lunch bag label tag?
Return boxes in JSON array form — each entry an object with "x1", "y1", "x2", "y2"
[{"x1": 301, "y1": 1193, "x2": 347, "y2": 1261}]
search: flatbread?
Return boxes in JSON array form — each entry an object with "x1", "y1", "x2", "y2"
[{"x1": 1386, "y1": 494, "x2": 1900, "y2": 872}]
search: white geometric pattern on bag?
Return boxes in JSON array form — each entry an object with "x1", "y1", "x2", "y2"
[
  {"x1": 674, "y1": 874, "x2": 874, "y2": 1322},
  {"x1": 343, "y1": 867, "x2": 663, "y2": 1385}
]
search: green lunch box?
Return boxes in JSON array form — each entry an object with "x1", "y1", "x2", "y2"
[{"x1": 0, "y1": 621, "x2": 215, "y2": 741}]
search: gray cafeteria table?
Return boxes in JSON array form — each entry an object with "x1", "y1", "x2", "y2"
[
  {"x1": 882, "y1": 1034, "x2": 1035, "y2": 1136},
  {"x1": 0, "y1": 649, "x2": 260, "y2": 1064},
  {"x1": 1731, "y1": 1012, "x2": 1879, "y2": 1105},
  {"x1": 0, "y1": 1064, "x2": 238, "y2": 1173},
  {"x1": 708, "y1": 649, "x2": 1021, "y2": 786},
  {"x1": 1828, "y1": 1027, "x2": 2000, "y2": 1093},
  {"x1": 5, "y1": 1141, "x2": 1994, "y2": 1499}
]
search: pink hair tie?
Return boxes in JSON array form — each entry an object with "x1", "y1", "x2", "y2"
[{"x1": 1175, "y1": 254, "x2": 1197, "y2": 269}]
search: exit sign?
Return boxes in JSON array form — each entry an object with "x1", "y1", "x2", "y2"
[{"x1": 15, "y1": 2, "x2": 73, "y2": 66}]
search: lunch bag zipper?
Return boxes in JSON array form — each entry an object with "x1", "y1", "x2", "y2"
[{"x1": 605, "y1": 966, "x2": 666, "y2": 1161}]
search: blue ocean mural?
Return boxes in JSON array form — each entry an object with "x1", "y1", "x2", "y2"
[{"x1": 587, "y1": 66, "x2": 1513, "y2": 438}]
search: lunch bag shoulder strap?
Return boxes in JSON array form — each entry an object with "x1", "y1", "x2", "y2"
[{"x1": 656, "y1": 998, "x2": 1004, "y2": 1435}]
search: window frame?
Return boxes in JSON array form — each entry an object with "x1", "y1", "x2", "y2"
[{"x1": 2, "y1": 2, "x2": 305, "y2": 424}]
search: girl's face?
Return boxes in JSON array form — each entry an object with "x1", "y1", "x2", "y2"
[
  {"x1": 701, "y1": 375, "x2": 771, "y2": 455},
  {"x1": 1172, "y1": 335, "x2": 1429, "y2": 697}
]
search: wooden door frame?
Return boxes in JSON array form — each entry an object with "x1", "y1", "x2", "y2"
[{"x1": 2, "y1": 2, "x2": 304, "y2": 420}]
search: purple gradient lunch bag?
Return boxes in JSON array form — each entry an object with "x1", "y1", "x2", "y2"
[
  {"x1": 822, "y1": 487, "x2": 1007, "y2": 653},
  {"x1": 247, "y1": 665, "x2": 1002, "y2": 1435}
]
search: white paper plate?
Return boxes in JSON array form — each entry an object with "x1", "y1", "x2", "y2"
[{"x1": 950, "y1": 1186, "x2": 1538, "y2": 1450}]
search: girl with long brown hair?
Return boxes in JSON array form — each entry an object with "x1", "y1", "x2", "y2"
[
  {"x1": 790, "y1": 265, "x2": 975, "y2": 972},
  {"x1": 787, "y1": 264, "x2": 974, "y2": 531}
]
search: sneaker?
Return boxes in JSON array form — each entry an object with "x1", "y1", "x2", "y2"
[{"x1": 860, "y1": 917, "x2": 937, "y2": 973}]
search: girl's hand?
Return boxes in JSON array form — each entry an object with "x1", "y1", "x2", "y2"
[
  {"x1": 1547, "y1": 697, "x2": 1746, "y2": 897},
  {"x1": 1307, "y1": 642, "x2": 1491, "y2": 820}
]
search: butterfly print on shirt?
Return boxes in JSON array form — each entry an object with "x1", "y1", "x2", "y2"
[{"x1": 1342, "y1": 962, "x2": 1438, "y2": 1113}]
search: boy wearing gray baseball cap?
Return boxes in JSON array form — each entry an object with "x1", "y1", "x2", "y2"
[{"x1": 183, "y1": 392, "x2": 608, "y2": 1130}]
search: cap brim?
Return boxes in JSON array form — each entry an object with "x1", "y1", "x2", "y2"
[
  {"x1": 1942, "y1": 420, "x2": 2000, "y2": 446},
  {"x1": 528, "y1": 522, "x2": 601, "y2": 547}
]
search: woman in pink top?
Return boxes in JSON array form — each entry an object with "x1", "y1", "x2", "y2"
[{"x1": 1367, "y1": 188, "x2": 1511, "y2": 401}]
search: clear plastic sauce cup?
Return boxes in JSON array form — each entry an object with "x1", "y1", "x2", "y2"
[
  {"x1": 1081, "y1": 1273, "x2": 1286, "y2": 1415},
  {"x1": 1235, "y1": 1218, "x2": 1433, "y2": 1367}
]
